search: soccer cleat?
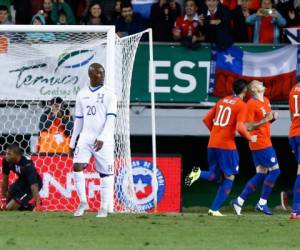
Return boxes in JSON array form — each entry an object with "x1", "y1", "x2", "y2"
[
  {"x1": 74, "y1": 202, "x2": 89, "y2": 217},
  {"x1": 185, "y1": 167, "x2": 201, "y2": 186},
  {"x1": 255, "y1": 203, "x2": 272, "y2": 215},
  {"x1": 231, "y1": 199, "x2": 242, "y2": 216},
  {"x1": 289, "y1": 213, "x2": 300, "y2": 220},
  {"x1": 208, "y1": 209, "x2": 225, "y2": 217},
  {"x1": 96, "y1": 208, "x2": 108, "y2": 218},
  {"x1": 280, "y1": 191, "x2": 289, "y2": 211}
]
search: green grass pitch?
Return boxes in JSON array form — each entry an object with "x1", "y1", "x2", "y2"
[{"x1": 1, "y1": 210, "x2": 300, "y2": 250}]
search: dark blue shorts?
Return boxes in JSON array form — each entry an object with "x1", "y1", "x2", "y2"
[
  {"x1": 289, "y1": 136, "x2": 300, "y2": 164},
  {"x1": 251, "y1": 147, "x2": 278, "y2": 168},
  {"x1": 207, "y1": 148, "x2": 239, "y2": 176},
  {"x1": 8, "y1": 179, "x2": 42, "y2": 209}
]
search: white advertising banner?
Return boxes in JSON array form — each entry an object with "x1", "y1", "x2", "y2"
[{"x1": 0, "y1": 37, "x2": 106, "y2": 101}]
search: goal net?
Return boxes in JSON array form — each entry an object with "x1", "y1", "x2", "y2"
[{"x1": 0, "y1": 25, "x2": 147, "y2": 212}]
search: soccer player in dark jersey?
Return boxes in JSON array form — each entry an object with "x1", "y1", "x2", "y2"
[{"x1": 0, "y1": 144, "x2": 43, "y2": 211}]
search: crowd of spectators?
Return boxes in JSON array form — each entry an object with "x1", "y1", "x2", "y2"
[{"x1": 0, "y1": 0, "x2": 299, "y2": 48}]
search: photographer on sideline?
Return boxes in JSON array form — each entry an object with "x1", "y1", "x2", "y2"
[{"x1": 37, "y1": 97, "x2": 73, "y2": 154}]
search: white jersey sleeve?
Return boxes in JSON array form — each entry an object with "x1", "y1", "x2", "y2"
[
  {"x1": 70, "y1": 92, "x2": 84, "y2": 148},
  {"x1": 97, "y1": 93, "x2": 117, "y2": 143},
  {"x1": 106, "y1": 93, "x2": 118, "y2": 116},
  {"x1": 75, "y1": 92, "x2": 84, "y2": 118}
]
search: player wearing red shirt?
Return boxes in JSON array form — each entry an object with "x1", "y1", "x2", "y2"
[
  {"x1": 232, "y1": 80, "x2": 280, "y2": 216},
  {"x1": 185, "y1": 79, "x2": 255, "y2": 216},
  {"x1": 288, "y1": 83, "x2": 300, "y2": 219}
]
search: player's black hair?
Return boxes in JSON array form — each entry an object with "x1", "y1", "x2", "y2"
[
  {"x1": 233, "y1": 79, "x2": 248, "y2": 95},
  {"x1": 7, "y1": 144, "x2": 22, "y2": 155},
  {"x1": 121, "y1": 1, "x2": 133, "y2": 10},
  {"x1": 50, "y1": 96, "x2": 63, "y2": 105},
  {"x1": 0, "y1": 5, "x2": 8, "y2": 11}
]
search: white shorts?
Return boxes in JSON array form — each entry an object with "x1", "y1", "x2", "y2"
[{"x1": 73, "y1": 141, "x2": 114, "y2": 175}]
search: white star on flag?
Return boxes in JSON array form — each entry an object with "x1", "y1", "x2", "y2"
[
  {"x1": 224, "y1": 53, "x2": 235, "y2": 64},
  {"x1": 134, "y1": 178, "x2": 148, "y2": 193}
]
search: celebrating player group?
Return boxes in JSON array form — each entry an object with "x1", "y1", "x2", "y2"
[{"x1": 186, "y1": 79, "x2": 300, "y2": 219}]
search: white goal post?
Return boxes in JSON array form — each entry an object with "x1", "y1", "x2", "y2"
[{"x1": 0, "y1": 25, "x2": 157, "y2": 213}]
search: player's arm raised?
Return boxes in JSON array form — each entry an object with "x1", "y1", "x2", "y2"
[
  {"x1": 70, "y1": 94, "x2": 84, "y2": 153},
  {"x1": 94, "y1": 93, "x2": 117, "y2": 151},
  {"x1": 203, "y1": 105, "x2": 216, "y2": 131}
]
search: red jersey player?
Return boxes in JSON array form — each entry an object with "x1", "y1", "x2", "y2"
[
  {"x1": 288, "y1": 82, "x2": 300, "y2": 219},
  {"x1": 232, "y1": 80, "x2": 280, "y2": 216},
  {"x1": 185, "y1": 79, "x2": 255, "y2": 216}
]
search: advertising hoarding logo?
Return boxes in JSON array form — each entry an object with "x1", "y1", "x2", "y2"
[
  {"x1": 55, "y1": 49, "x2": 96, "y2": 72},
  {"x1": 116, "y1": 160, "x2": 165, "y2": 211}
]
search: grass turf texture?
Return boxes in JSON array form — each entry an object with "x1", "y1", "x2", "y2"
[{"x1": 0, "y1": 210, "x2": 300, "y2": 250}]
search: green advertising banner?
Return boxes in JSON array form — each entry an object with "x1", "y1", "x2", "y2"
[{"x1": 131, "y1": 44, "x2": 281, "y2": 103}]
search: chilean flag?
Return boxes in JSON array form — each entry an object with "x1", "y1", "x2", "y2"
[
  {"x1": 134, "y1": 174, "x2": 153, "y2": 200},
  {"x1": 209, "y1": 46, "x2": 300, "y2": 101}
]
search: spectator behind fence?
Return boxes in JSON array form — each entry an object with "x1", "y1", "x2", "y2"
[
  {"x1": 231, "y1": 0, "x2": 255, "y2": 42},
  {"x1": 37, "y1": 97, "x2": 73, "y2": 154},
  {"x1": 0, "y1": 0, "x2": 12, "y2": 20},
  {"x1": 151, "y1": 0, "x2": 181, "y2": 41},
  {"x1": 116, "y1": 1, "x2": 145, "y2": 38},
  {"x1": 51, "y1": 0, "x2": 76, "y2": 25},
  {"x1": 26, "y1": 14, "x2": 56, "y2": 42},
  {"x1": 56, "y1": 9, "x2": 68, "y2": 24},
  {"x1": 173, "y1": 0, "x2": 205, "y2": 49},
  {"x1": 284, "y1": 0, "x2": 300, "y2": 27},
  {"x1": 38, "y1": 0, "x2": 53, "y2": 24},
  {"x1": 110, "y1": 0, "x2": 122, "y2": 24},
  {"x1": 0, "y1": 5, "x2": 12, "y2": 24},
  {"x1": 81, "y1": 1, "x2": 108, "y2": 25},
  {"x1": 202, "y1": 0, "x2": 233, "y2": 50},
  {"x1": 169, "y1": 0, "x2": 182, "y2": 17},
  {"x1": 246, "y1": 0, "x2": 286, "y2": 44}
]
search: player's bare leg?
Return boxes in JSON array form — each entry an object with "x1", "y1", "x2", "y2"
[
  {"x1": 73, "y1": 163, "x2": 89, "y2": 217},
  {"x1": 5, "y1": 199, "x2": 21, "y2": 211},
  {"x1": 97, "y1": 174, "x2": 114, "y2": 218}
]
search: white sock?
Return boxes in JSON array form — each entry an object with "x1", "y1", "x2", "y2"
[
  {"x1": 73, "y1": 171, "x2": 87, "y2": 204},
  {"x1": 101, "y1": 175, "x2": 114, "y2": 211},
  {"x1": 108, "y1": 176, "x2": 115, "y2": 213},
  {"x1": 259, "y1": 198, "x2": 267, "y2": 206},
  {"x1": 237, "y1": 196, "x2": 245, "y2": 206}
]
